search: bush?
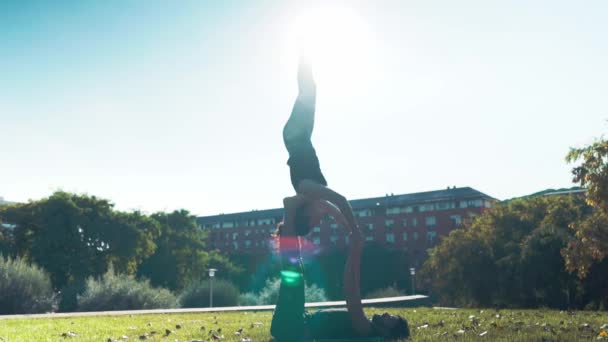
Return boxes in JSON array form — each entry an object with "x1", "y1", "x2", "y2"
[
  {"x1": 0, "y1": 255, "x2": 57, "y2": 314},
  {"x1": 77, "y1": 268, "x2": 177, "y2": 311},
  {"x1": 238, "y1": 292, "x2": 259, "y2": 306},
  {"x1": 365, "y1": 286, "x2": 405, "y2": 299},
  {"x1": 254, "y1": 278, "x2": 327, "y2": 305},
  {"x1": 179, "y1": 279, "x2": 239, "y2": 308},
  {"x1": 305, "y1": 283, "x2": 328, "y2": 303}
]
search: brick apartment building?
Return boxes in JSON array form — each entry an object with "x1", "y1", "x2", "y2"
[{"x1": 198, "y1": 186, "x2": 496, "y2": 265}]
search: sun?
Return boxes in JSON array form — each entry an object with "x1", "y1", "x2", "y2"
[{"x1": 282, "y1": 6, "x2": 377, "y2": 94}]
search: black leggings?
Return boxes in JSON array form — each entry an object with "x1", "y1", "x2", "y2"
[{"x1": 270, "y1": 251, "x2": 307, "y2": 341}]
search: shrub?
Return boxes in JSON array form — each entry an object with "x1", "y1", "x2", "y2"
[
  {"x1": 0, "y1": 255, "x2": 57, "y2": 314},
  {"x1": 305, "y1": 283, "x2": 328, "y2": 303},
  {"x1": 255, "y1": 278, "x2": 327, "y2": 305},
  {"x1": 179, "y1": 279, "x2": 239, "y2": 308},
  {"x1": 77, "y1": 268, "x2": 177, "y2": 311},
  {"x1": 365, "y1": 286, "x2": 405, "y2": 299},
  {"x1": 238, "y1": 292, "x2": 259, "y2": 306}
]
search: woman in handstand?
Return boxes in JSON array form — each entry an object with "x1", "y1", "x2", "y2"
[
  {"x1": 280, "y1": 54, "x2": 360, "y2": 238},
  {"x1": 270, "y1": 57, "x2": 410, "y2": 340}
]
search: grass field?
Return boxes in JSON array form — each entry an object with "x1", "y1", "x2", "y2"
[{"x1": 1, "y1": 307, "x2": 607, "y2": 342}]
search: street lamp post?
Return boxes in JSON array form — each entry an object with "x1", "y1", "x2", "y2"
[
  {"x1": 409, "y1": 267, "x2": 416, "y2": 295},
  {"x1": 208, "y1": 268, "x2": 217, "y2": 308}
]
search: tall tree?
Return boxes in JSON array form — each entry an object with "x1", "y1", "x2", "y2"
[
  {"x1": 421, "y1": 196, "x2": 585, "y2": 308},
  {"x1": 0, "y1": 192, "x2": 160, "y2": 289},
  {"x1": 137, "y1": 210, "x2": 241, "y2": 291},
  {"x1": 564, "y1": 138, "x2": 608, "y2": 279}
]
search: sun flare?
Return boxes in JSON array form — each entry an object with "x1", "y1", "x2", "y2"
[{"x1": 283, "y1": 6, "x2": 377, "y2": 94}]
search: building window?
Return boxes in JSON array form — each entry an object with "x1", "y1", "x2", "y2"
[
  {"x1": 330, "y1": 223, "x2": 338, "y2": 229},
  {"x1": 258, "y1": 218, "x2": 273, "y2": 226},
  {"x1": 245, "y1": 229, "x2": 251, "y2": 236},
  {"x1": 232, "y1": 233, "x2": 239, "y2": 240},
  {"x1": 425, "y1": 216, "x2": 436, "y2": 226},
  {"x1": 245, "y1": 240, "x2": 251, "y2": 248},
  {"x1": 402, "y1": 232, "x2": 408, "y2": 241},
  {"x1": 450, "y1": 215, "x2": 462, "y2": 226},
  {"x1": 330, "y1": 236, "x2": 339, "y2": 244},
  {"x1": 412, "y1": 218, "x2": 418, "y2": 227},
  {"x1": 459, "y1": 200, "x2": 468, "y2": 208},
  {"x1": 233, "y1": 241, "x2": 239, "y2": 250},
  {"x1": 419, "y1": 204, "x2": 434, "y2": 212},
  {"x1": 357, "y1": 209, "x2": 372, "y2": 217},
  {"x1": 427, "y1": 231, "x2": 437, "y2": 244},
  {"x1": 413, "y1": 232, "x2": 419, "y2": 241},
  {"x1": 436, "y1": 201, "x2": 455, "y2": 210},
  {"x1": 402, "y1": 219, "x2": 408, "y2": 227},
  {"x1": 365, "y1": 236, "x2": 374, "y2": 242},
  {"x1": 484, "y1": 200, "x2": 493, "y2": 208},
  {"x1": 313, "y1": 226, "x2": 321, "y2": 233},
  {"x1": 345, "y1": 236, "x2": 350, "y2": 244},
  {"x1": 313, "y1": 237, "x2": 320, "y2": 245},
  {"x1": 385, "y1": 219, "x2": 395, "y2": 228},
  {"x1": 402, "y1": 206, "x2": 414, "y2": 213},
  {"x1": 365, "y1": 223, "x2": 374, "y2": 231},
  {"x1": 386, "y1": 207, "x2": 400, "y2": 215},
  {"x1": 386, "y1": 233, "x2": 395, "y2": 243},
  {"x1": 212, "y1": 223, "x2": 221, "y2": 229}
]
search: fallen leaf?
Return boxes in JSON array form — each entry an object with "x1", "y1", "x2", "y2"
[
  {"x1": 165, "y1": 329, "x2": 173, "y2": 336},
  {"x1": 479, "y1": 331, "x2": 488, "y2": 336},
  {"x1": 176, "y1": 324, "x2": 182, "y2": 329},
  {"x1": 417, "y1": 324, "x2": 429, "y2": 330},
  {"x1": 457, "y1": 329, "x2": 465, "y2": 334}
]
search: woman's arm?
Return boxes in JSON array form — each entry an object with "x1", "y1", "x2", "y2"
[{"x1": 344, "y1": 229, "x2": 374, "y2": 336}]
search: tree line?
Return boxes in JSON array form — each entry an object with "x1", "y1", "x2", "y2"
[
  {"x1": 0, "y1": 192, "x2": 240, "y2": 310},
  {"x1": 420, "y1": 137, "x2": 608, "y2": 309}
]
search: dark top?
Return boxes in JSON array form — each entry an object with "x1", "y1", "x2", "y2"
[{"x1": 284, "y1": 136, "x2": 328, "y2": 192}]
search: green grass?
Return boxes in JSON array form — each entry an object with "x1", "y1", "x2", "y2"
[{"x1": 0, "y1": 307, "x2": 607, "y2": 341}]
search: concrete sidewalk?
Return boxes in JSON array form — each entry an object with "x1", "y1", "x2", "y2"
[{"x1": 0, "y1": 295, "x2": 429, "y2": 320}]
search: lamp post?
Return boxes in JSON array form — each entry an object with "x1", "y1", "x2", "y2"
[
  {"x1": 409, "y1": 267, "x2": 416, "y2": 295},
  {"x1": 208, "y1": 268, "x2": 217, "y2": 308}
]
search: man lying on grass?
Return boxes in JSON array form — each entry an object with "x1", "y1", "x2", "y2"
[{"x1": 270, "y1": 214, "x2": 410, "y2": 341}]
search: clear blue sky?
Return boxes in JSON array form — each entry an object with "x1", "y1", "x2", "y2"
[{"x1": 1, "y1": 0, "x2": 607, "y2": 215}]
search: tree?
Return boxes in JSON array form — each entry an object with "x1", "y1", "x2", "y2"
[
  {"x1": 137, "y1": 210, "x2": 241, "y2": 291},
  {"x1": 0, "y1": 191, "x2": 160, "y2": 289},
  {"x1": 420, "y1": 196, "x2": 585, "y2": 308},
  {"x1": 563, "y1": 138, "x2": 608, "y2": 279}
]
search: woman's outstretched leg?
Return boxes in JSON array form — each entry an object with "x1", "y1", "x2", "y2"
[{"x1": 283, "y1": 56, "x2": 316, "y2": 145}]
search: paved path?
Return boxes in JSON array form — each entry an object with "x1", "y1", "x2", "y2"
[{"x1": 0, "y1": 295, "x2": 429, "y2": 320}]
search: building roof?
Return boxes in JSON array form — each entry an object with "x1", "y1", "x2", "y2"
[{"x1": 197, "y1": 186, "x2": 494, "y2": 223}]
